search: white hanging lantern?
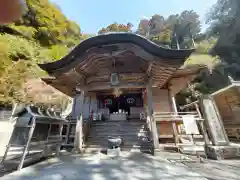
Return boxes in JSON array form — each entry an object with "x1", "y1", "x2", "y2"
[{"x1": 110, "y1": 73, "x2": 119, "y2": 86}]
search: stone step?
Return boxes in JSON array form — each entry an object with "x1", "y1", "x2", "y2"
[
  {"x1": 89, "y1": 132, "x2": 140, "y2": 137},
  {"x1": 90, "y1": 130, "x2": 141, "y2": 134},
  {"x1": 92, "y1": 120, "x2": 143, "y2": 123},
  {"x1": 83, "y1": 145, "x2": 141, "y2": 153},
  {"x1": 90, "y1": 130, "x2": 142, "y2": 134},
  {"x1": 88, "y1": 137, "x2": 141, "y2": 141},
  {"x1": 91, "y1": 125, "x2": 144, "y2": 128},
  {"x1": 85, "y1": 142, "x2": 140, "y2": 147},
  {"x1": 86, "y1": 119, "x2": 149, "y2": 152},
  {"x1": 92, "y1": 121, "x2": 144, "y2": 126},
  {"x1": 89, "y1": 131, "x2": 143, "y2": 136},
  {"x1": 87, "y1": 139, "x2": 139, "y2": 144},
  {"x1": 91, "y1": 123, "x2": 143, "y2": 127},
  {"x1": 87, "y1": 137, "x2": 140, "y2": 142},
  {"x1": 91, "y1": 125, "x2": 143, "y2": 128},
  {"x1": 91, "y1": 124, "x2": 143, "y2": 128},
  {"x1": 91, "y1": 128, "x2": 142, "y2": 132},
  {"x1": 91, "y1": 125, "x2": 143, "y2": 129}
]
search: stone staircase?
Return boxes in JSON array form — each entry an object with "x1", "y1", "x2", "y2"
[{"x1": 84, "y1": 119, "x2": 153, "y2": 154}]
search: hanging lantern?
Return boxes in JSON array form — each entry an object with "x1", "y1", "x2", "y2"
[{"x1": 110, "y1": 73, "x2": 119, "y2": 86}]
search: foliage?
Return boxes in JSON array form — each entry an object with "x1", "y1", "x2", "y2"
[
  {"x1": 0, "y1": 0, "x2": 85, "y2": 106},
  {"x1": 206, "y1": 0, "x2": 240, "y2": 36},
  {"x1": 0, "y1": 34, "x2": 47, "y2": 63},
  {"x1": 46, "y1": 44, "x2": 69, "y2": 61},
  {"x1": 151, "y1": 28, "x2": 172, "y2": 45},
  {"x1": 136, "y1": 10, "x2": 201, "y2": 47},
  {"x1": 0, "y1": 61, "x2": 30, "y2": 104},
  {"x1": 178, "y1": 10, "x2": 201, "y2": 36},
  {"x1": 0, "y1": 34, "x2": 49, "y2": 104},
  {"x1": 136, "y1": 19, "x2": 150, "y2": 36},
  {"x1": 98, "y1": 23, "x2": 133, "y2": 34},
  {"x1": 0, "y1": 0, "x2": 232, "y2": 107},
  {"x1": 207, "y1": 0, "x2": 240, "y2": 80},
  {"x1": 3, "y1": 0, "x2": 82, "y2": 47},
  {"x1": 195, "y1": 37, "x2": 217, "y2": 54}
]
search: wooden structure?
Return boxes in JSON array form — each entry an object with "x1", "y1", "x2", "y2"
[
  {"x1": 181, "y1": 94, "x2": 240, "y2": 160},
  {"x1": 212, "y1": 81, "x2": 240, "y2": 142},
  {"x1": 183, "y1": 80, "x2": 240, "y2": 143},
  {"x1": 61, "y1": 115, "x2": 92, "y2": 150},
  {"x1": 38, "y1": 33, "x2": 205, "y2": 151},
  {"x1": 1, "y1": 106, "x2": 66, "y2": 171}
]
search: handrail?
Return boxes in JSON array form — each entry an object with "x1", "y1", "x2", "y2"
[
  {"x1": 153, "y1": 111, "x2": 203, "y2": 122},
  {"x1": 154, "y1": 111, "x2": 198, "y2": 115},
  {"x1": 179, "y1": 101, "x2": 199, "y2": 110}
]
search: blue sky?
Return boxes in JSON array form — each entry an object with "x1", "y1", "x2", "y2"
[{"x1": 51, "y1": 0, "x2": 217, "y2": 34}]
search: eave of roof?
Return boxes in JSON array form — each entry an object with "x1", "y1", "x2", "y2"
[
  {"x1": 211, "y1": 80, "x2": 240, "y2": 96},
  {"x1": 172, "y1": 64, "x2": 207, "y2": 78},
  {"x1": 38, "y1": 33, "x2": 195, "y2": 74}
]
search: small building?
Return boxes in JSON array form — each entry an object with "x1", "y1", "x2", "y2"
[
  {"x1": 181, "y1": 79, "x2": 240, "y2": 142},
  {"x1": 38, "y1": 33, "x2": 205, "y2": 151},
  {"x1": 212, "y1": 80, "x2": 240, "y2": 142},
  {"x1": 1, "y1": 105, "x2": 66, "y2": 171}
]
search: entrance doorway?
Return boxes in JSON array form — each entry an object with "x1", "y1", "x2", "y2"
[{"x1": 98, "y1": 93, "x2": 143, "y2": 115}]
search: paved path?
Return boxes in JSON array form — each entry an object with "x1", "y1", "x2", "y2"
[{"x1": 0, "y1": 151, "x2": 240, "y2": 180}]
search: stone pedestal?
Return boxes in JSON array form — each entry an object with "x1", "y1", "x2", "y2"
[
  {"x1": 200, "y1": 96, "x2": 240, "y2": 160},
  {"x1": 205, "y1": 145, "x2": 240, "y2": 160},
  {"x1": 107, "y1": 147, "x2": 121, "y2": 158}
]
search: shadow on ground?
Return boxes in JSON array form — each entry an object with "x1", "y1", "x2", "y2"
[{"x1": 0, "y1": 151, "x2": 240, "y2": 180}]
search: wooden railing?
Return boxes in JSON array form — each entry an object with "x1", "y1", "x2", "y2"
[
  {"x1": 153, "y1": 111, "x2": 204, "y2": 122},
  {"x1": 62, "y1": 113, "x2": 93, "y2": 152}
]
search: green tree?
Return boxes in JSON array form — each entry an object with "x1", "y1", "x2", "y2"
[
  {"x1": 207, "y1": 0, "x2": 240, "y2": 79},
  {"x1": 3, "y1": 0, "x2": 82, "y2": 47},
  {"x1": 98, "y1": 23, "x2": 133, "y2": 34},
  {"x1": 136, "y1": 10, "x2": 201, "y2": 47},
  {"x1": 0, "y1": 0, "x2": 85, "y2": 106},
  {"x1": 136, "y1": 19, "x2": 150, "y2": 36},
  {"x1": 178, "y1": 10, "x2": 201, "y2": 36}
]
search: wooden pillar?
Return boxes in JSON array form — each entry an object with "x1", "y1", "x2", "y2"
[
  {"x1": 56, "y1": 123, "x2": 64, "y2": 156},
  {"x1": 146, "y1": 81, "x2": 159, "y2": 149},
  {"x1": 170, "y1": 95, "x2": 179, "y2": 145},
  {"x1": 171, "y1": 96, "x2": 178, "y2": 113},
  {"x1": 194, "y1": 103, "x2": 210, "y2": 144},
  {"x1": 71, "y1": 93, "x2": 77, "y2": 118},
  {"x1": 18, "y1": 116, "x2": 36, "y2": 170},
  {"x1": 73, "y1": 114, "x2": 83, "y2": 152},
  {"x1": 72, "y1": 91, "x2": 85, "y2": 153}
]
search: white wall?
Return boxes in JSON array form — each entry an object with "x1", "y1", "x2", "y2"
[{"x1": 0, "y1": 120, "x2": 16, "y2": 156}]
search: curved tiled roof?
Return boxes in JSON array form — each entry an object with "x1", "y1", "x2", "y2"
[
  {"x1": 38, "y1": 33, "x2": 198, "y2": 96},
  {"x1": 39, "y1": 33, "x2": 195, "y2": 74}
]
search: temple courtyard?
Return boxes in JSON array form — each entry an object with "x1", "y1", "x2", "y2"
[{"x1": 1, "y1": 151, "x2": 240, "y2": 180}]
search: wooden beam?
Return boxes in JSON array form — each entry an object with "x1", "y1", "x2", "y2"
[
  {"x1": 86, "y1": 73, "x2": 147, "y2": 85},
  {"x1": 147, "y1": 62, "x2": 153, "y2": 77},
  {"x1": 85, "y1": 82, "x2": 147, "y2": 91},
  {"x1": 170, "y1": 95, "x2": 179, "y2": 145},
  {"x1": 86, "y1": 74, "x2": 109, "y2": 84}
]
